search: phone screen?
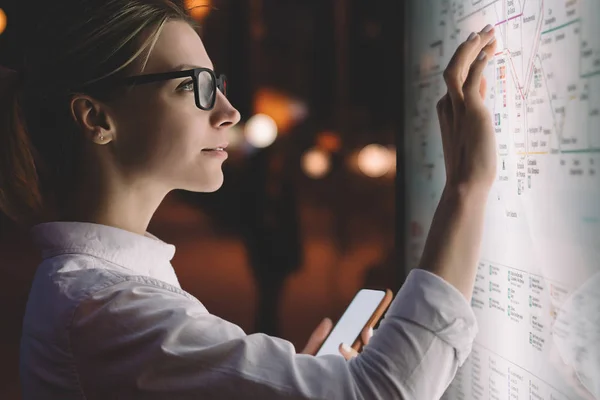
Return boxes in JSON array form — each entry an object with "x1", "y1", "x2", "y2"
[{"x1": 315, "y1": 289, "x2": 386, "y2": 357}]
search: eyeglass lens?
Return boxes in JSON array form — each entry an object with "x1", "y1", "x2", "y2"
[{"x1": 197, "y1": 70, "x2": 214, "y2": 109}]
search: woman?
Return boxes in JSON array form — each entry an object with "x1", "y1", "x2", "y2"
[{"x1": 0, "y1": 1, "x2": 497, "y2": 398}]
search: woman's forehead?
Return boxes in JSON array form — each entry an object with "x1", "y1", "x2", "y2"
[{"x1": 142, "y1": 20, "x2": 213, "y2": 74}]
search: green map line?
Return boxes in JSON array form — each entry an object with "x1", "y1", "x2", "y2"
[
  {"x1": 581, "y1": 70, "x2": 600, "y2": 79},
  {"x1": 561, "y1": 148, "x2": 600, "y2": 154},
  {"x1": 541, "y1": 18, "x2": 580, "y2": 35}
]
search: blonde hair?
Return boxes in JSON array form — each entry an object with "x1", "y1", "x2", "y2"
[{"x1": 0, "y1": 0, "x2": 197, "y2": 229}]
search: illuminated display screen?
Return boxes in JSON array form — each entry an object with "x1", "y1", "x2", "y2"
[{"x1": 404, "y1": 1, "x2": 600, "y2": 399}]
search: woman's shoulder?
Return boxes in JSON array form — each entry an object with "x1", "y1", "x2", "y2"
[
  {"x1": 30, "y1": 253, "x2": 125, "y2": 302},
  {"x1": 30, "y1": 253, "x2": 193, "y2": 306},
  {"x1": 24, "y1": 253, "x2": 200, "y2": 335}
]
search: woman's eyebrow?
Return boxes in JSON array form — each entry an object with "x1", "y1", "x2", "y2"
[{"x1": 171, "y1": 63, "x2": 215, "y2": 71}]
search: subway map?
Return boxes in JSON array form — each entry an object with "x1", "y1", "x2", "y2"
[{"x1": 404, "y1": 0, "x2": 600, "y2": 399}]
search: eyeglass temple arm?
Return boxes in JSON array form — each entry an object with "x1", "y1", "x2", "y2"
[{"x1": 120, "y1": 69, "x2": 194, "y2": 85}]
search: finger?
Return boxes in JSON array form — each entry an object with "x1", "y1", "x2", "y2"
[
  {"x1": 480, "y1": 36, "x2": 497, "y2": 100},
  {"x1": 339, "y1": 343, "x2": 359, "y2": 360},
  {"x1": 463, "y1": 50, "x2": 489, "y2": 106},
  {"x1": 463, "y1": 36, "x2": 497, "y2": 106},
  {"x1": 479, "y1": 37, "x2": 497, "y2": 101},
  {"x1": 443, "y1": 32, "x2": 481, "y2": 103},
  {"x1": 300, "y1": 318, "x2": 332, "y2": 355},
  {"x1": 443, "y1": 25, "x2": 495, "y2": 104},
  {"x1": 361, "y1": 326, "x2": 374, "y2": 346},
  {"x1": 479, "y1": 76, "x2": 487, "y2": 100}
]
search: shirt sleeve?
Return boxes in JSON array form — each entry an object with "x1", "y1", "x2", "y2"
[{"x1": 69, "y1": 269, "x2": 478, "y2": 400}]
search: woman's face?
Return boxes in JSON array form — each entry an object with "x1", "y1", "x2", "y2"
[{"x1": 102, "y1": 20, "x2": 240, "y2": 193}]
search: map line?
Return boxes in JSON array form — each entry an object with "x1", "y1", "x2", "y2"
[
  {"x1": 495, "y1": 12, "x2": 523, "y2": 27},
  {"x1": 561, "y1": 148, "x2": 600, "y2": 154},
  {"x1": 541, "y1": 18, "x2": 580, "y2": 35},
  {"x1": 581, "y1": 70, "x2": 600, "y2": 79}
]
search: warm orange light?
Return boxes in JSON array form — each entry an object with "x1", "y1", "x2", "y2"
[
  {"x1": 254, "y1": 88, "x2": 307, "y2": 133},
  {"x1": 185, "y1": 0, "x2": 212, "y2": 21},
  {"x1": 301, "y1": 148, "x2": 331, "y2": 179},
  {"x1": 317, "y1": 131, "x2": 342, "y2": 152},
  {"x1": 0, "y1": 9, "x2": 7, "y2": 36}
]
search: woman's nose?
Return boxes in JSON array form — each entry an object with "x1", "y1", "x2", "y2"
[{"x1": 210, "y1": 91, "x2": 241, "y2": 129}]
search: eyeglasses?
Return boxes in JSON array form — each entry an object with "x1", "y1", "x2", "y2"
[{"x1": 92, "y1": 67, "x2": 227, "y2": 111}]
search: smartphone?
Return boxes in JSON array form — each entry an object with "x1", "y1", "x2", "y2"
[{"x1": 315, "y1": 288, "x2": 393, "y2": 357}]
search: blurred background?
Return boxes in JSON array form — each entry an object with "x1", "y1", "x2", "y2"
[{"x1": 0, "y1": 0, "x2": 405, "y2": 397}]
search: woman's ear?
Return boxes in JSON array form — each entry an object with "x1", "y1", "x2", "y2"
[{"x1": 70, "y1": 95, "x2": 116, "y2": 144}]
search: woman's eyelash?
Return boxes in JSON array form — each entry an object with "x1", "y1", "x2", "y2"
[{"x1": 178, "y1": 80, "x2": 194, "y2": 91}]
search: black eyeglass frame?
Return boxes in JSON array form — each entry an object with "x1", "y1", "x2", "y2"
[{"x1": 95, "y1": 67, "x2": 227, "y2": 111}]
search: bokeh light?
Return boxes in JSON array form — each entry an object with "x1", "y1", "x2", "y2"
[
  {"x1": 0, "y1": 9, "x2": 7, "y2": 36},
  {"x1": 386, "y1": 145, "x2": 397, "y2": 176},
  {"x1": 301, "y1": 148, "x2": 331, "y2": 179},
  {"x1": 254, "y1": 88, "x2": 307, "y2": 133},
  {"x1": 357, "y1": 144, "x2": 392, "y2": 178},
  {"x1": 227, "y1": 123, "x2": 245, "y2": 149},
  {"x1": 184, "y1": 0, "x2": 212, "y2": 21},
  {"x1": 316, "y1": 131, "x2": 342, "y2": 153},
  {"x1": 245, "y1": 114, "x2": 278, "y2": 148}
]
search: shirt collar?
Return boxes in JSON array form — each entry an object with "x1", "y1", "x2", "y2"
[{"x1": 30, "y1": 221, "x2": 177, "y2": 283}]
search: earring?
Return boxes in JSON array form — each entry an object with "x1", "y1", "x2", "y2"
[{"x1": 99, "y1": 134, "x2": 104, "y2": 141}]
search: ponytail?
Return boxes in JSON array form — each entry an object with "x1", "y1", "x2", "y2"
[{"x1": 0, "y1": 65, "x2": 45, "y2": 229}]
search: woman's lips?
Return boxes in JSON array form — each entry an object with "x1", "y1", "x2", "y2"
[{"x1": 201, "y1": 148, "x2": 228, "y2": 158}]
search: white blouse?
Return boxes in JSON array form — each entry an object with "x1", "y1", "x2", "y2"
[{"x1": 19, "y1": 221, "x2": 478, "y2": 399}]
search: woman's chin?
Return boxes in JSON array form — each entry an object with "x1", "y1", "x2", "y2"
[
  {"x1": 196, "y1": 174, "x2": 225, "y2": 193},
  {"x1": 177, "y1": 168, "x2": 225, "y2": 193}
]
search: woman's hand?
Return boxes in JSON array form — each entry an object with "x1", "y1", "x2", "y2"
[
  {"x1": 300, "y1": 317, "x2": 333, "y2": 355},
  {"x1": 437, "y1": 24, "x2": 498, "y2": 194},
  {"x1": 418, "y1": 24, "x2": 499, "y2": 301},
  {"x1": 338, "y1": 326, "x2": 373, "y2": 360},
  {"x1": 300, "y1": 318, "x2": 374, "y2": 360}
]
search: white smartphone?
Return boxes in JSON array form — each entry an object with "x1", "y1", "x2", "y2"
[{"x1": 315, "y1": 288, "x2": 393, "y2": 357}]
